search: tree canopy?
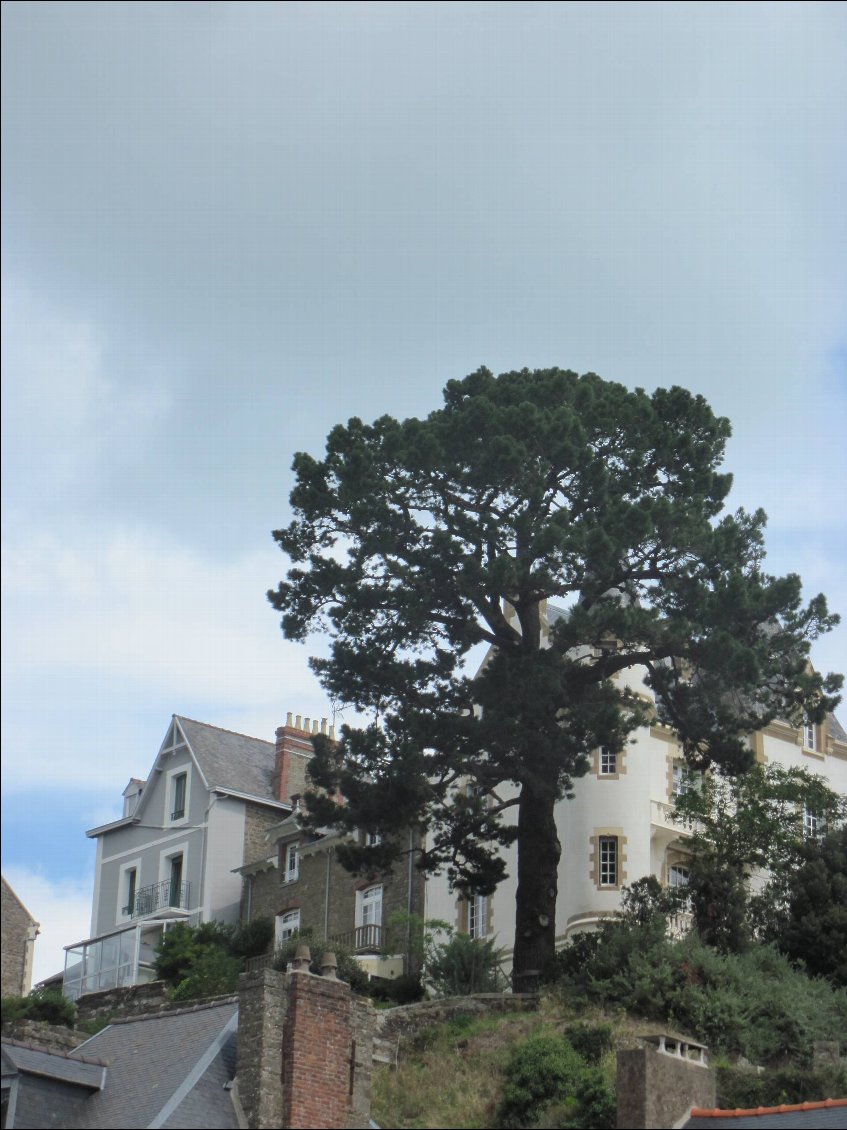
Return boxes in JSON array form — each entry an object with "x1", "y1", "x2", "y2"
[{"x1": 269, "y1": 366, "x2": 841, "y2": 987}]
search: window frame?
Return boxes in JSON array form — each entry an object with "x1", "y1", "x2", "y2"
[
  {"x1": 275, "y1": 909, "x2": 301, "y2": 946},
  {"x1": 598, "y1": 836, "x2": 618, "y2": 888}
]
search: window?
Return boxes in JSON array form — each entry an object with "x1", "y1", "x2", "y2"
[
  {"x1": 168, "y1": 854, "x2": 184, "y2": 908},
  {"x1": 282, "y1": 842, "x2": 299, "y2": 882},
  {"x1": 468, "y1": 894, "x2": 488, "y2": 939},
  {"x1": 599, "y1": 746, "x2": 618, "y2": 775},
  {"x1": 599, "y1": 837, "x2": 618, "y2": 887},
  {"x1": 804, "y1": 806, "x2": 820, "y2": 838},
  {"x1": 668, "y1": 863, "x2": 690, "y2": 888},
  {"x1": 275, "y1": 909, "x2": 300, "y2": 946},
  {"x1": 356, "y1": 884, "x2": 383, "y2": 929},
  {"x1": 122, "y1": 868, "x2": 137, "y2": 917},
  {"x1": 803, "y1": 721, "x2": 817, "y2": 751},
  {"x1": 171, "y1": 772, "x2": 187, "y2": 821},
  {"x1": 365, "y1": 831, "x2": 382, "y2": 847}
]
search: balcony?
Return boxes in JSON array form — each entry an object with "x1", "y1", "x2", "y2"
[
  {"x1": 330, "y1": 924, "x2": 385, "y2": 953},
  {"x1": 125, "y1": 879, "x2": 191, "y2": 918}
]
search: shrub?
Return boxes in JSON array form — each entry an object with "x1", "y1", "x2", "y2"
[
  {"x1": 495, "y1": 1034, "x2": 583, "y2": 1128},
  {"x1": 426, "y1": 932, "x2": 509, "y2": 996},
  {"x1": 229, "y1": 917, "x2": 274, "y2": 959},
  {"x1": 563, "y1": 1022, "x2": 613, "y2": 1066},
  {"x1": 1, "y1": 989, "x2": 76, "y2": 1028},
  {"x1": 171, "y1": 947, "x2": 243, "y2": 1001}
]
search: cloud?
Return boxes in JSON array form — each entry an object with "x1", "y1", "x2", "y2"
[
  {"x1": 0, "y1": 277, "x2": 171, "y2": 511},
  {"x1": 3, "y1": 866, "x2": 94, "y2": 989},
  {"x1": 1, "y1": 522, "x2": 326, "y2": 791}
]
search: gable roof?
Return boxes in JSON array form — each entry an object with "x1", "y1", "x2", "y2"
[{"x1": 67, "y1": 998, "x2": 239, "y2": 1129}]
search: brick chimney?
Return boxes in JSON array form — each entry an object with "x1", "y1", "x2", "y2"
[
  {"x1": 236, "y1": 950, "x2": 375, "y2": 1130},
  {"x1": 616, "y1": 1034, "x2": 715, "y2": 1130},
  {"x1": 274, "y1": 713, "x2": 336, "y2": 804}
]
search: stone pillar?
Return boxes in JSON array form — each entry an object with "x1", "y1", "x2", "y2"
[
  {"x1": 616, "y1": 1035, "x2": 715, "y2": 1130},
  {"x1": 237, "y1": 968, "x2": 288, "y2": 1129}
]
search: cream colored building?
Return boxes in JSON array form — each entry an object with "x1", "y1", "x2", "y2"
[{"x1": 425, "y1": 644, "x2": 847, "y2": 962}]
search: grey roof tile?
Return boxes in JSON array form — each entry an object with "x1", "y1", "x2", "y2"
[
  {"x1": 177, "y1": 717, "x2": 279, "y2": 802},
  {"x1": 1, "y1": 1041, "x2": 104, "y2": 1089},
  {"x1": 67, "y1": 999, "x2": 238, "y2": 1129}
]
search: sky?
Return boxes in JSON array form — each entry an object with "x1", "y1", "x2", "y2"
[{"x1": 2, "y1": 1, "x2": 845, "y2": 986}]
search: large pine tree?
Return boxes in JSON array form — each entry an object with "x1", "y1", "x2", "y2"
[{"x1": 269, "y1": 367, "x2": 841, "y2": 988}]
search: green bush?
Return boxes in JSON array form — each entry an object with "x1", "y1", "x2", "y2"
[
  {"x1": 229, "y1": 917, "x2": 274, "y2": 960},
  {"x1": 426, "y1": 932, "x2": 508, "y2": 996},
  {"x1": 495, "y1": 1034, "x2": 583, "y2": 1128},
  {"x1": 367, "y1": 972, "x2": 424, "y2": 1005},
  {"x1": 1, "y1": 989, "x2": 76, "y2": 1028},
  {"x1": 563, "y1": 1022, "x2": 613, "y2": 1066},
  {"x1": 171, "y1": 946, "x2": 243, "y2": 1001},
  {"x1": 551, "y1": 918, "x2": 847, "y2": 1069}
]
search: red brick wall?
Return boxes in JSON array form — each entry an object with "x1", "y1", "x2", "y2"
[{"x1": 282, "y1": 973, "x2": 352, "y2": 1129}]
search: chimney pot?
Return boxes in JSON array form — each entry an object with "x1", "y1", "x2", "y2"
[
  {"x1": 291, "y1": 944, "x2": 311, "y2": 972},
  {"x1": 295, "y1": 714, "x2": 302, "y2": 730},
  {"x1": 320, "y1": 952, "x2": 339, "y2": 979},
  {"x1": 286, "y1": 711, "x2": 293, "y2": 727}
]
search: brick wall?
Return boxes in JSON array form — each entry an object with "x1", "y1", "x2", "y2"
[{"x1": 237, "y1": 961, "x2": 376, "y2": 1130}]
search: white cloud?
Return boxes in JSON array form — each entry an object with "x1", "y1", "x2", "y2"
[{"x1": 3, "y1": 866, "x2": 94, "y2": 989}]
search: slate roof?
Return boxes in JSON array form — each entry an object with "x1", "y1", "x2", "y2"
[
  {"x1": 67, "y1": 998, "x2": 239, "y2": 1129},
  {"x1": 1, "y1": 1040, "x2": 105, "y2": 1090},
  {"x1": 685, "y1": 1099, "x2": 847, "y2": 1128},
  {"x1": 177, "y1": 716, "x2": 279, "y2": 803}
]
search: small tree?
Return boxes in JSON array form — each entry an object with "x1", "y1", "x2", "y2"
[
  {"x1": 673, "y1": 765, "x2": 846, "y2": 952},
  {"x1": 270, "y1": 366, "x2": 841, "y2": 988}
]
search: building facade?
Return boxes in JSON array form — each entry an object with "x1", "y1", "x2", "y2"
[
  {"x1": 65, "y1": 716, "x2": 291, "y2": 999},
  {"x1": 1, "y1": 877, "x2": 39, "y2": 998}
]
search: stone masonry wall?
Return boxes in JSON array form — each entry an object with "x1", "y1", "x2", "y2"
[
  {"x1": 236, "y1": 968, "x2": 288, "y2": 1130},
  {"x1": 247, "y1": 839, "x2": 426, "y2": 970},
  {"x1": 1, "y1": 876, "x2": 38, "y2": 997}
]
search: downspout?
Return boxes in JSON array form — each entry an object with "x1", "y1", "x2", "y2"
[
  {"x1": 406, "y1": 828, "x2": 414, "y2": 971},
  {"x1": 324, "y1": 847, "x2": 332, "y2": 938}
]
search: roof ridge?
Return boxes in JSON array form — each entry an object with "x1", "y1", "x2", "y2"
[
  {"x1": 691, "y1": 1098, "x2": 847, "y2": 1118},
  {"x1": 102, "y1": 994, "x2": 239, "y2": 1026},
  {"x1": 175, "y1": 715, "x2": 274, "y2": 746},
  {"x1": 1, "y1": 1037, "x2": 107, "y2": 1067}
]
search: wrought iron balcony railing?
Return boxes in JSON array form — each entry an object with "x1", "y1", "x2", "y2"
[{"x1": 127, "y1": 879, "x2": 190, "y2": 918}]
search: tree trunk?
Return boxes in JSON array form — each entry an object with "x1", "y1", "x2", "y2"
[{"x1": 511, "y1": 779, "x2": 561, "y2": 992}]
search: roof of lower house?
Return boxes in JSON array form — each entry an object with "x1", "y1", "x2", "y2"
[
  {"x1": 1, "y1": 1041, "x2": 106, "y2": 1090},
  {"x1": 65, "y1": 998, "x2": 240, "y2": 1129},
  {"x1": 685, "y1": 1099, "x2": 847, "y2": 1128}
]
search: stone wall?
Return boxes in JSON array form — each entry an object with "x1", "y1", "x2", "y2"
[
  {"x1": 1, "y1": 876, "x2": 38, "y2": 997},
  {"x1": 616, "y1": 1037, "x2": 715, "y2": 1130},
  {"x1": 75, "y1": 980, "x2": 174, "y2": 1023},
  {"x1": 236, "y1": 961, "x2": 376, "y2": 1130},
  {"x1": 0, "y1": 1021, "x2": 85, "y2": 1053},
  {"x1": 376, "y1": 992, "x2": 538, "y2": 1045},
  {"x1": 248, "y1": 838, "x2": 426, "y2": 971}
]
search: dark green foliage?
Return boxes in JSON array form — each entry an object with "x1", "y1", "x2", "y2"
[
  {"x1": 229, "y1": 917, "x2": 274, "y2": 959},
  {"x1": 425, "y1": 932, "x2": 509, "y2": 996},
  {"x1": 171, "y1": 946, "x2": 243, "y2": 1001},
  {"x1": 367, "y1": 973, "x2": 425, "y2": 1005},
  {"x1": 495, "y1": 1034, "x2": 583, "y2": 1128},
  {"x1": 674, "y1": 766, "x2": 846, "y2": 954},
  {"x1": 553, "y1": 919, "x2": 847, "y2": 1067},
  {"x1": 717, "y1": 1063, "x2": 847, "y2": 1109},
  {"x1": 765, "y1": 827, "x2": 847, "y2": 986},
  {"x1": 1, "y1": 989, "x2": 76, "y2": 1028},
  {"x1": 563, "y1": 1022, "x2": 613, "y2": 1065},
  {"x1": 569, "y1": 1068, "x2": 617, "y2": 1129},
  {"x1": 271, "y1": 930, "x2": 368, "y2": 992},
  {"x1": 269, "y1": 366, "x2": 842, "y2": 985}
]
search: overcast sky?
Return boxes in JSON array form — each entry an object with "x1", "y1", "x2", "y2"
[{"x1": 2, "y1": 1, "x2": 845, "y2": 984}]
